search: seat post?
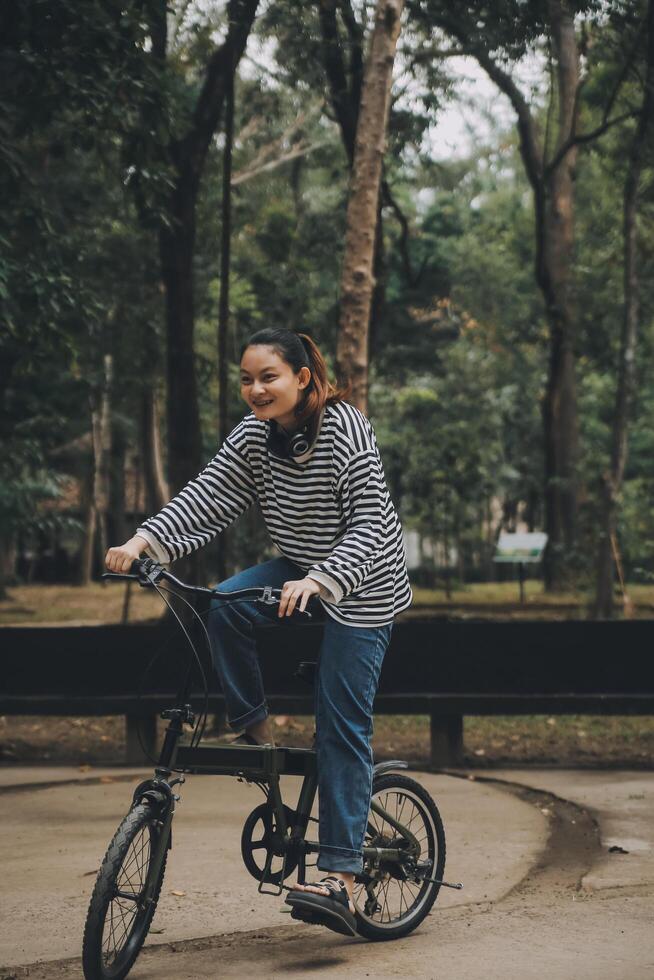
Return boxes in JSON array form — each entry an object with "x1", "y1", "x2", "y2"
[{"x1": 295, "y1": 661, "x2": 317, "y2": 687}]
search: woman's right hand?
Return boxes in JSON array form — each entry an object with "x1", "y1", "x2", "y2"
[{"x1": 105, "y1": 535, "x2": 147, "y2": 574}]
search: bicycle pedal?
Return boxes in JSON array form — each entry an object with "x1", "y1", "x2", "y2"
[{"x1": 426, "y1": 878, "x2": 464, "y2": 889}]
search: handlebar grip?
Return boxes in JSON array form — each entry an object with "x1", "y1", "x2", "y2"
[{"x1": 101, "y1": 572, "x2": 140, "y2": 582}]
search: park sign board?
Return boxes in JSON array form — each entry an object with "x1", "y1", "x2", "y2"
[{"x1": 493, "y1": 532, "x2": 548, "y2": 564}]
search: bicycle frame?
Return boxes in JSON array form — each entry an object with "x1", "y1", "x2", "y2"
[
  {"x1": 107, "y1": 558, "x2": 418, "y2": 897},
  {"x1": 131, "y1": 699, "x2": 416, "y2": 898}
]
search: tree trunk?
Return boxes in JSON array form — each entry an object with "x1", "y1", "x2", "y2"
[
  {"x1": 216, "y1": 54, "x2": 235, "y2": 584},
  {"x1": 107, "y1": 311, "x2": 130, "y2": 548},
  {"x1": 0, "y1": 532, "x2": 13, "y2": 599},
  {"x1": 109, "y1": 410, "x2": 128, "y2": 550},
  {"x1": 78, "y1": 455, "x2": 95, "y2": 586},
  {"x1": 159, "y1": 185, "x2": 204, "y2": 496},
  {"x1": 140, "y1": 388, "x2": 168, "y2": 516},
  {"x1": 317, "y1": 0, "x2": 388, "y2": 380},
  {"x1": 594, "y1": 0, "x2": 654, "y2": 617},
  {"x1": 540, "y1": 0, "x2": 581, "y2": 590},
  {"x1": 79, "y1": 357, "x2": 111, "y2": 584},
  {"x1": 148, "y1": 0, "x2": 259, "y2": 498},
  {"x1": 368, "y1": 193, "x2": 387, "y2": 362},
  {"x1": 336, "y1": 0, "x2": 404, "y2": 412}
]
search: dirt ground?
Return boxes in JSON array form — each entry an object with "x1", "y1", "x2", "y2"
[
  {"x1": 1, "y1": 767, "x2": 652, "y2": 979},
  {"x1": 1, "y1": 712, "x2": 653, "y2": 769}
]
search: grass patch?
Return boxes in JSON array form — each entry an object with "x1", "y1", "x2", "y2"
[
  {"x1": 0, "y1": 583, "x2": 164, "y2": 626},
  {"x1": 3, "y1": 580, "x2": 654, "y2": 625}
]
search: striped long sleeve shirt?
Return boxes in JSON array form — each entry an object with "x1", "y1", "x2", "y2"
[{"x1": 135, "y1": 400, "x2": 413, "y2": 627}]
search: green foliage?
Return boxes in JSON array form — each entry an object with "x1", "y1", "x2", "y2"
[
  {"x1": 2, "y1": 0, "x2": 654, "y2": 592},
  {"x1": 371, "y1": 328, "x2": 523, "y2": 566}
]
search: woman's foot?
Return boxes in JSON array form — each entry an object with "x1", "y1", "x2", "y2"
[
  {"x1": 246, "y1": 717, "x2": 275, "y2": 746},
  {"x1": 286, "y1": 875, "x2": 357, "y2": 937},
  {"x1": 292, "y1": 873, "x2": 355, "y2": 914},
  {"x1": 224, "y1": 718, "x2": 275, "y2": 747}
]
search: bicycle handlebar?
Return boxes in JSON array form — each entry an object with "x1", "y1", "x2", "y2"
[{"x1": 102, "y1": 557, "x2": 313, "y2": 617}]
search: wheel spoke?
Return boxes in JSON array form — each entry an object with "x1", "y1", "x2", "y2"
[
  {"x1": 104, "y1": 902, "x2": 116, "y2": 962},
  {"x1": 380, "y1": 878, "x2": 392, "y2": 922},
  {"x1": 121, "y1": 830, "x2": 150, "y2": 892}
]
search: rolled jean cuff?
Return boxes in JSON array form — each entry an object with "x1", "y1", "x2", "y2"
[
  {"x1": 317, "y1": 844, "x2": 363, "y2": 875},
  {"x1": 228, "y1": 700, "x2": 268, "y2": 732}
]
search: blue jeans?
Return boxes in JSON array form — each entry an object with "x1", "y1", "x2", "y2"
[{"x1": 208, "y1": 557, "x2": 393, "y2": 875}]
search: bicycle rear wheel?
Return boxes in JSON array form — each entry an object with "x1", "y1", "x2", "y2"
[
  {"x1": 353, "y1": 772, "x2": 445, "y2": 941},
  {"x1": 82, "y1": 803, "x2": 168, "y2": 980}
]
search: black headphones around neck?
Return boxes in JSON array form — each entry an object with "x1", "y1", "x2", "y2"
[{"x1": 267, "y1": 417, "x2": 314, "y2": 459}]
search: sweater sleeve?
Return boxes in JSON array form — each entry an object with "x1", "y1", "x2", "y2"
[
  {"x1": 306, "y1": 448, "x2": 387, "y2": 604},
  {"x1": 135, "y1": 433, "x2": 256, "y2": 563}
]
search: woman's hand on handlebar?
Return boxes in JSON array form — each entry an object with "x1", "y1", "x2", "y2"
[
  {"x1": 278, "y1": 577, "x2": 321, "y2": 617},
  {"x1": 105, "y1": 536, "x2": 148, "y2": 574}
]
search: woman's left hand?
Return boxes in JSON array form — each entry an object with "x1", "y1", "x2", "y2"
[{"x1": 279, "y1": 577, "x2": 321, "y2": 617}]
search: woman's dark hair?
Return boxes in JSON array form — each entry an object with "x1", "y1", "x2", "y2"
[{"x1": 240, "y1": 327, "x2": 352, "y2": 426}]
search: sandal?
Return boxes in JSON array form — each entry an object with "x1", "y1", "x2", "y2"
[{"x1": 285, "y1": 876, "x2": 358, "y2": 937}]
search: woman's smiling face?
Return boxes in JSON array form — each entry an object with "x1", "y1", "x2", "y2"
[{"x1": 240, "y1": 345, "x2": 310, "y2": 430}]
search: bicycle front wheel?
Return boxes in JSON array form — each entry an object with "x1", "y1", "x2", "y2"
[{"x1": 82, "y1": 803, "x2": 169, "y2": 980}]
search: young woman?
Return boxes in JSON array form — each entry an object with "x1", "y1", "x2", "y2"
[{"x1": 105, "y1": 327, "x2": 413, "y2": 937}]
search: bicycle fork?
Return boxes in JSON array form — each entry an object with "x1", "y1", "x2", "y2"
[{"x1": 131, "y1": 773, "x2": 184, "y2": 908}]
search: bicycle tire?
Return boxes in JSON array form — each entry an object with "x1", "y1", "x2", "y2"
[
  {"x1": 82, "y1": 803, "x2": 168, "y2": 980},
  {"x1": 353, "y1": 772, "x2": 445, "y2": 941}
]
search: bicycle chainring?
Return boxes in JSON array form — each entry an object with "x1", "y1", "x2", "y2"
[{"x1": 240, "y1": 802, "x2": 299, "y2": 885}]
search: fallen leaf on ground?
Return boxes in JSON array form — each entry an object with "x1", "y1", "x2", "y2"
[{"x1": 170, "y1": 890, "x2": 186, "y2": 897}]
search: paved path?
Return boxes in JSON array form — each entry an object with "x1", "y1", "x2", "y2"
[{"x1": 0, "y1": 765, "x2": 652, "y2": 979}]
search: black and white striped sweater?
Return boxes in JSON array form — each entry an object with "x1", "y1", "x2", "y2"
[{"x1": 136, "y1": 400, "x2": 413, "y2": 627}]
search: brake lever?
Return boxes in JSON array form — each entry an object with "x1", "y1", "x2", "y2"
[
  {"x1": 101, "y1": 572, "x2": 140, "y2": 582},
  {"x1": 257, "y1": 586, "x2": 313, "y2": 618}
]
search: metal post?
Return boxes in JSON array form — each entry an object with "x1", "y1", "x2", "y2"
[
  {"x1": 125, "y1": 713, "x2": 158, "y2": 765},
  {"x1": 429, "y1": 712, "x2": 464, "y2": 767}
]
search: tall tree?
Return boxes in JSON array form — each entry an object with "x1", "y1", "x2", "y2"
[
  {"x1": 130, "y1": 0, "x2": 259, "y2": 496},
  {"x1": 337, "y1": 0, "x2": 405, "y2": 410},
  {"x1": 594, "y1": 0, "x2": 654, "y2": 616},
  {"x1": 216, "y1": 45, "x2": 236, "y2": 582},
  {"x1": 413, "y1": 0, "x2": 636, "y2": 588},
  {"x1": 315, "y1": 0, "x2": 389, "y2": 362}
]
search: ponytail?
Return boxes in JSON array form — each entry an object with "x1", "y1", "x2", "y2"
[{"x1": 296, "y1": 332, "x2": 352, "y2": 422}]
